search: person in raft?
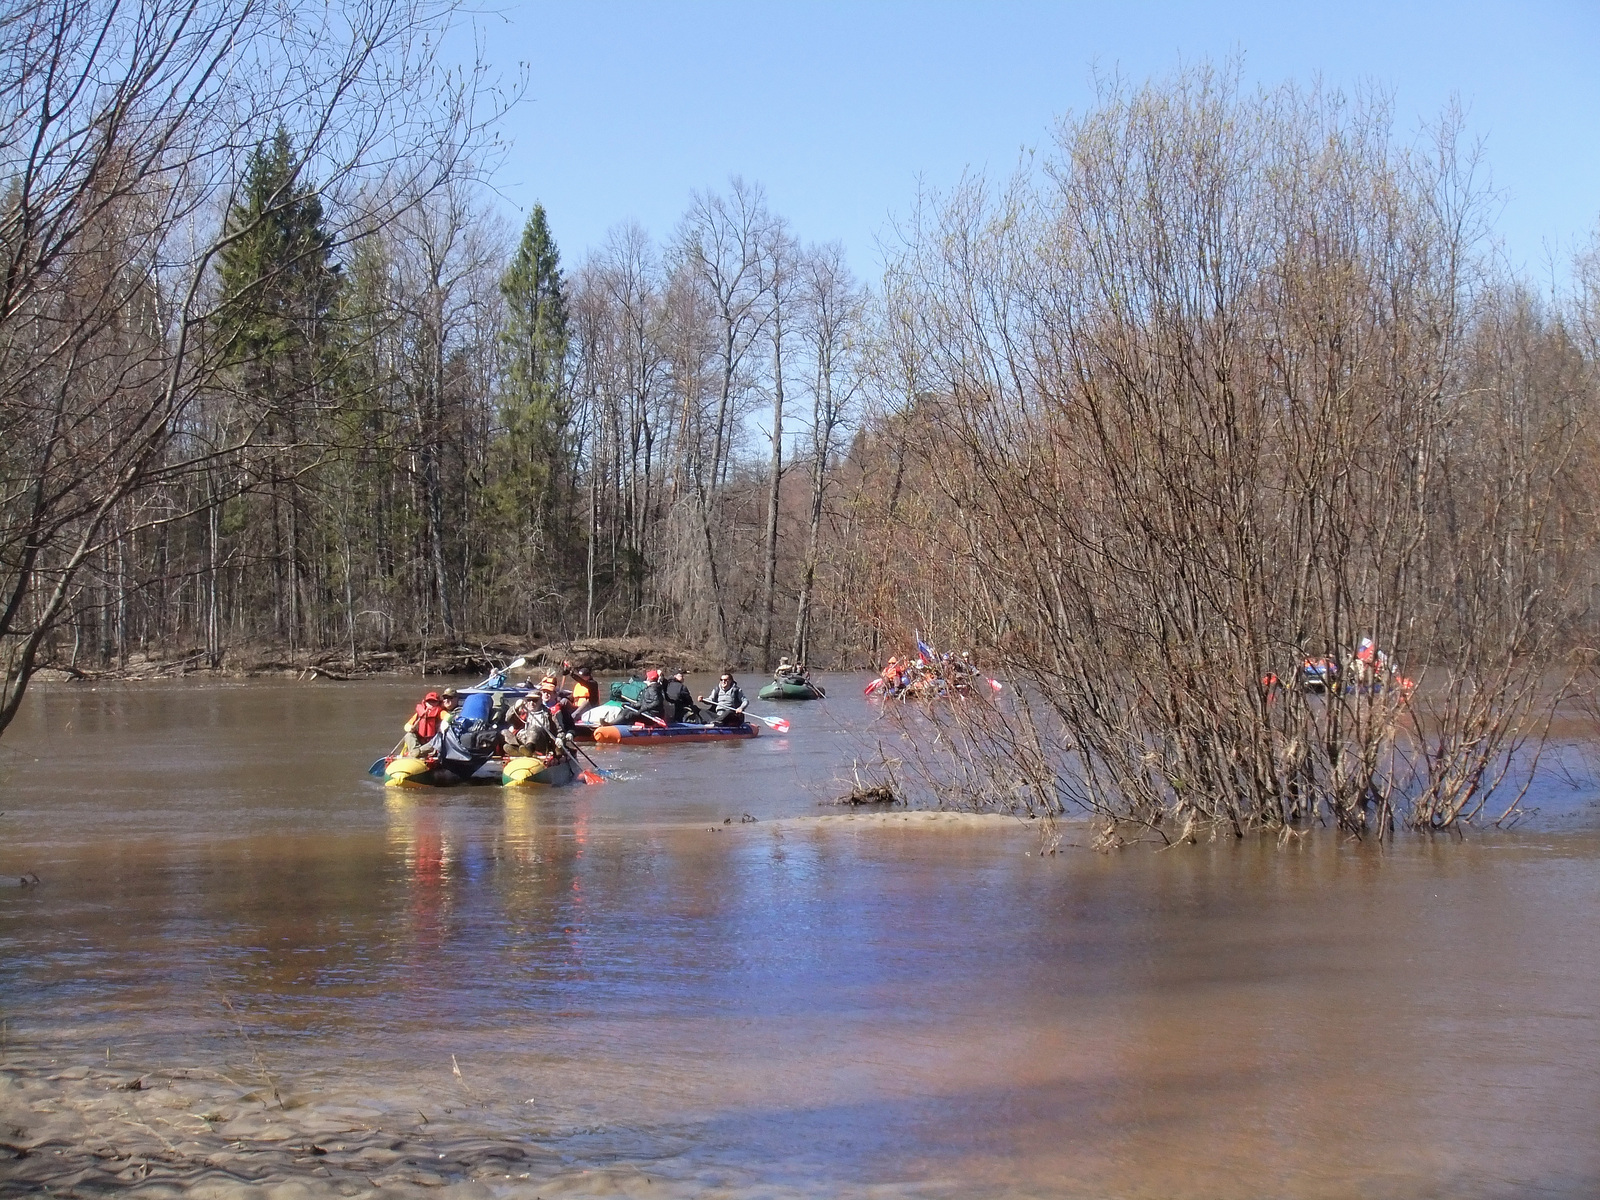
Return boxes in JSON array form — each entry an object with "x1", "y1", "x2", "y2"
[
  {"x1": 402, "y1": 690, "x2": 445, "y2": 756},
  {"x1": 505, "y1": 676, "x2": 576, "y2": 755},
  {"x1": 635, "y1": 669, "x2": 668, "y2": 723},
  {"x1": 664, "y1": 669, "x2": 702, "y2": 724},
  {"x1": 701, "y1": 671, "x2": 747, "y2": 727},
  {"x1": 567, "y1": 663, "x2": 598, "y2": 716}
]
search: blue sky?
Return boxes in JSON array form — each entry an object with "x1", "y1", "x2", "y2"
[{"x1": 471, "y1": 2, "x2": 1600, "y2": 287}]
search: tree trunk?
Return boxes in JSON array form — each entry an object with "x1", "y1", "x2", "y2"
[
  {"x1": 792, "y1": 427, "x2": 827, "y2": 665},
  {"x1": 586, "y1": 457, "x2": 598, "y2": 635},
  {"x1": 207, "y1": 484, "x2": 221, "y2": 668},
  {"x1": 759, "y1": 318, "x2": 785, "y2": 669}
]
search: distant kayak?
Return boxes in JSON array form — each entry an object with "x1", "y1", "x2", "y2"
[
  {"x1": 592, "y1": 721, "x2": 759, "y2": 744},
  {"x1": 758, "y1": 677, "x2": 825, "y2": 701}
]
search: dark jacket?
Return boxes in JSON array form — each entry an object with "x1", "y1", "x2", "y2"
[
  {"x1": 636, "y1": 679, "x2": 666, "y2": 720},
  {"x1": 663, "y1": 677, "x2": 700, "y2": 723}
]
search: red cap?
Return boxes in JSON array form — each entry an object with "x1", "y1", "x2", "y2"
[{"x1": 645, "y1": 669, "x2": 660, "y2": 681}]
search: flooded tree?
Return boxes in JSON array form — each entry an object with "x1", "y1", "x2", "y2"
[{"x1": 866, "y1": 68, "x2": 1593, "y2": 836}]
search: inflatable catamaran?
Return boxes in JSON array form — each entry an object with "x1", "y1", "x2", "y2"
[
  {"x1": 374, "y1": 660, "x2": 589, "y2": 787},
  {"x1": 370, "y1": 661, "x2": 779, "y2": 784}
]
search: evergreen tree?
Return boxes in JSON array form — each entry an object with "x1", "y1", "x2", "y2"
[
  {"x1": 212, "y1": 128, "x2": 343, "y2": 646},
  {"x1": 215, "y1": 128, "x2": 341, "y2": 380},
  {"x1": 495, "y1": 204, "x2": 571, "y2": 572}
]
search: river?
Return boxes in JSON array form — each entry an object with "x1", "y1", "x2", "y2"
[{"x1": 2, "y1": 675, "x2": 1598, "y2": 1198}]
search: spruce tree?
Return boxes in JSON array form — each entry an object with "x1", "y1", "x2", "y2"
[
  {"x1": 215, "y1": 128, "x2": 341, "y2": 381},
  {"x1": 495, "y1": 204, "x2": 571, "y2": 574},
  {"x1": 213, "y1": 128, "x2": 343, "y2": 646}
]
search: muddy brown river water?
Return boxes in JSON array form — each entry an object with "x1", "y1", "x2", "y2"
[{"x1": 2, "y1": 676, "x2": 1599, "y2": 1198}]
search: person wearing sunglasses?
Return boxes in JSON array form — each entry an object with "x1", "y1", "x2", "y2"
[{"x1": 700, "y1": 671, "x2": 747, "y2": 727}]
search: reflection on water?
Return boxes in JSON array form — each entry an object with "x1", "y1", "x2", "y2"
[{"x1": 2, "y1": 678, "x2": 1599, "y2": 1197}]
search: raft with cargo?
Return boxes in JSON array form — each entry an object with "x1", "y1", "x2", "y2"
[{"x1": 369, "y1": 659, "x2": 783, "y2": 780}]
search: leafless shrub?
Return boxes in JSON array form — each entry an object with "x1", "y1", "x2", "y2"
[{"x1": 866, "y1": 67, "x2": 1590, "y2": 838}]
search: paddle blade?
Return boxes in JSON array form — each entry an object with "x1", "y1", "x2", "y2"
[
  {"x1": 577, "y1": 770, "x2": 604, "y2": 785},
  {"x1": 769, "y1": 717, "x2": 790, "y2": 733},
  {"x1": 988, "y1": 678, "x2": 1004, "y2": 692},
  {"x1": 368, "y1": 757, "x2": 387, "y2": 777},
  {"x1": 508, "y1": 656, "x2": 527, "y2": 670}
]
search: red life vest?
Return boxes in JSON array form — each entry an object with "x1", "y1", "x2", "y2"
[{"x1": 412, "y1": 700, "x2": 442, "y2": 739}]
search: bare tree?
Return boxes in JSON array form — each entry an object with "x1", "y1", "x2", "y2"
[
  {"x1": 757, "y1": 224, "x2": 797, "y2": 670},
  {"x1": 0, "y1": 0, "x2": 504, "y2": 736},
  {"x1": 791, "y1": 242, "x2": 866, "y2": 666},
  {"x1": 866, "y1": 68, "x2": 1586, "y2": 838},
  {"x1": 674, "y1": 177, "x2": 777, "y2": 653}
]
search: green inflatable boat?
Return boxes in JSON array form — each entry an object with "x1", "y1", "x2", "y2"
[{"x1": 758, "y1": 676, "x2": 825, "y2": 700}]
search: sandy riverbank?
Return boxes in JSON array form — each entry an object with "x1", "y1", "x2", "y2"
[{"x1": 3, "y1": 1050, "x2": 833, "y2": 1199}]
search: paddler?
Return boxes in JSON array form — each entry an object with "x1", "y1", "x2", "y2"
[
  {"x1": 505, "y1": 675, "x2": 576, "y2": 755},
  {"x1": 568, "y1": 663, "x2": 598, "y2": 716},
  {"x1": 402, "y1": 690, "x2": 445, "y2": 756},
  {"x1": 700, "y1": 670, "x2": 747, "y2": 727},
  {"x1": 664, "y1": 669, "x2": 702, "y2": 724},
  {"x1": 635, "y1": 669, "x2": 668, "y2": 723}
]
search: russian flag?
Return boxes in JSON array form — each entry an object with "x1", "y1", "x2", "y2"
[{"x1": 916, "y1": 633, "x2": 935, "y2": 665}]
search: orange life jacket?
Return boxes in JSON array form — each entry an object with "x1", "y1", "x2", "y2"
[
  {"x1": 411, "y1": 700, "x2": 442, "y2": 740},
  {"x1": 572, "y1": 678, "x2": 593, "y2": 705}
]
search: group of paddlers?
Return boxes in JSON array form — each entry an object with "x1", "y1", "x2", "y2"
[
  {"x1": 629, "y1": 668, "x2": 751, "y2": 727},
  {"x1": 401, "y1": 669, "x2": 585, "y2": 763},
  {"x1": 871, "y1": 648, "x2": 989, "y2": 698},
  {"x1": 397, "y1": 664, "x2": 754, "y2": 763},
  {"x1": 1265, "y1": 637, "x2": 1416, "y2": 698},
  {"x1": 772, "y1": 656, "x2": 817, "y2": 686}
]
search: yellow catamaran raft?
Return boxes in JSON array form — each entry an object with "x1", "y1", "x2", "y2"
[{"x1": 382, "y1": 751, "x2": 579, "y2": 788}]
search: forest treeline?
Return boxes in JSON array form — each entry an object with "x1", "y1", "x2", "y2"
[
  {"x1": 152, "y1": 162, "x2": 888, "y2": 674},
  {"x1": 0, "y1": 0, "x2": 902, "y2": 739},
  {"x1": 33, "y1": 162, "x2": 898, "y2": 680},
  {"x1": 6, "y1": 6, "x2": 1600, "y2": 837}
]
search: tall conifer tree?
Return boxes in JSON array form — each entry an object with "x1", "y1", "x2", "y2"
[
  {"x1": 216, "y1": 128, "x2": 341, "y2": 381},
  {"x1": 496, "y1": 204, "x2": 572, "y2": 567},
  {"x1": 213, "y1": 128, "x2": 342, "y2": 645}
]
